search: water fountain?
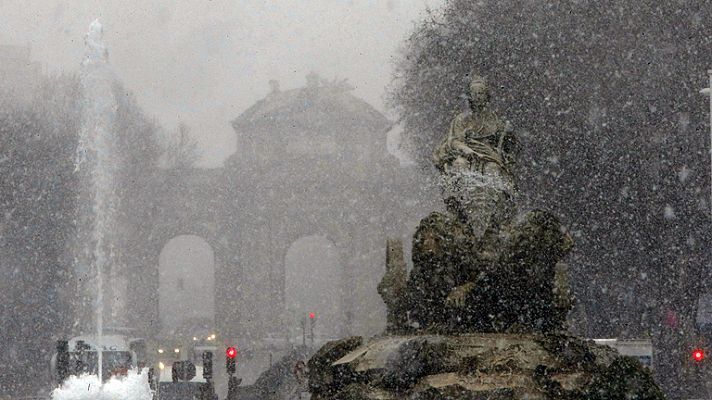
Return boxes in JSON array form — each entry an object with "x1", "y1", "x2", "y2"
[
  {"x1": 74, "y1": 19, "x2": 119, "y2": 384},
  {"x1": 52, "y1": 19, "x2": 153, "y2": 400},
  {"x1": 307, "y1": 75, "x2": 666, "y2": 399}
]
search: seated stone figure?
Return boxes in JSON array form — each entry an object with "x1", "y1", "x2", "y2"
[
  {"x1": 433, "y1": 74, "x2": 518, "y2": 237},
  {"x1": 433, "y1": 74, "x2": 517, "y2": 177},
  {"x1": 335, "y1": 71, "x2": 664, "y2": 400}
]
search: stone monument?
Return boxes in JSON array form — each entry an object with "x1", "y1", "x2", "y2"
[{"x1": 307, "y1": 74, "x2": 665, "y2": 399}]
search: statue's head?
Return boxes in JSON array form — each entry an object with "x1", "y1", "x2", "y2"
[{"x1": 468, "y1": 74, "x2": 490, "y2": 110}]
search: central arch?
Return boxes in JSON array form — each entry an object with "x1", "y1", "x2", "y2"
[{"x1": 158, "y1": 235, "x2": 216, "y2": 339}]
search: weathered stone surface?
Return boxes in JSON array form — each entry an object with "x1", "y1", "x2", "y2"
[
  {"x1": 235, "y1": 347, "x2": 310, "y2": 400},
  {"x1": 404, "y1": 208, "x2": 573, "y2": 335},
  {"x1": 337, "y1": 384, "x2": 398, "y2": 400},
  {"x1": 308, "y1": 336, "x2": 364, "y2": 399},
  {"x1": 406, "y1": 211, "x2": 477, "y2": 331},
  {"x1": 412, "y1": 373, "x2": 543, "y2": 400},
  {"x1": 381, "y1": 337, "x2": 447, "y2": 390},
  {"x1": 584, "y1": 356, "x2": 665, "y2": 400},
  {"x1": 312, "y1": 334, "x2": 662, "y2": 399}
]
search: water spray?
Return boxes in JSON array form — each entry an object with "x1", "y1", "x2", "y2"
[{"x1": 76, "y1": 19, "x2": 119, "y2": 384}]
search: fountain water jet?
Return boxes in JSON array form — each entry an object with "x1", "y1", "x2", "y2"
[{"x1": 75, "y1": 19, "x2": 120, "y2": 384}]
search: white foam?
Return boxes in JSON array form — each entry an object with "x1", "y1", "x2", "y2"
[
  {"x1": 439, "y1": 169, "x2": 514, "y2": 192},
  {"x1": 51, "y1": 369, "x2": 153, "y2": 400}
]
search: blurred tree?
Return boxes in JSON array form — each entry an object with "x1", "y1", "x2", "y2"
[
  {"x1": 388, "y1": 0, "x2": 712, "y2": 396},
  {"x1": 0, "y1": 74, "x2": 82, "y2": 394},
  {"x1": 110, "y1": 82, "x2": 165, "y2": 332},
  {"x1": 0, "y1": 75, "x2": 183, "y2": 395}
]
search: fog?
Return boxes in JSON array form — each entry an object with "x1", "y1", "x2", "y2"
[
  {"x1": 2, "y1": 1, "x2": 712, "y2": 399},
  {"x1": 0, "y1": 0, "x2": 443, "y2": 167},
  {"x1": 1, "y1": 1, "x2": 446, "y2": 397}
]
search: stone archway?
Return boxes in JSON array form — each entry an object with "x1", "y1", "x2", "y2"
[
  {"x1": 158, "y1": 234, "x2": 216, "y2": 339},
  {"x1": 121, "y1": 80, "x2": 437, "y2": 343},
  {"x1": 125, "y1": 217, "x2": 240, "y2": 342}
]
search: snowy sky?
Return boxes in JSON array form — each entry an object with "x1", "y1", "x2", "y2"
[{"x1": 0, "y1": 0, "x2": 444, "y2": 167}]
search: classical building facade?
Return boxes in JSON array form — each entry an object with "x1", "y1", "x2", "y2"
[{"x1": 126, "y1": 77, "x2": 438, "y2": 343}]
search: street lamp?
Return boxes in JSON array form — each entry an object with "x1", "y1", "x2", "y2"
[
  {"x1": 700, "y1": 70, "x2": 712, "y2": 207},
  {"x1": 309, "y1": 312, "x2": 316, "y2": 347}
]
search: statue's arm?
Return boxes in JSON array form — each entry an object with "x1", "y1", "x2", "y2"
[
  {"x1": 450, "y1": 138, "x2": 476, "y2": 155},
  {"x1": 434, "y1": 115, "x2": 469, "y2": 168},
  {"x1": 445, "y1": 114, "x2": 476, "y2": 155}
]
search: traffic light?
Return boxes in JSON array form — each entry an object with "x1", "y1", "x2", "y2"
[
  {"x1": 226, "y1": 346, "x2": 237, "y2": 375},
  {"x1": 693, "y1": 348, "x2": 705, "y2": 362}
]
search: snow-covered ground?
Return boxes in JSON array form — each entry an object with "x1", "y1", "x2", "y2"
[{"x1": 51, "y1": 369, "x2": 152, "y2": 400}]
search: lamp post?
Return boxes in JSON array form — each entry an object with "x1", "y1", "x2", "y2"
[
  {"x1": 309, "y1": 312, "x2": 316, "y2": 347},
  {"x1": 300, "y1": 316, "x2": 306, "y2": 347},
  {"x1": 701, "y1": 70, "x2": 712, "y2": 208}
]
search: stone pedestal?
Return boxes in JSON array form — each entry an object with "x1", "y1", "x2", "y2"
[{"x1": 308, "y1": 334, "x2": 664, "y2": 399}]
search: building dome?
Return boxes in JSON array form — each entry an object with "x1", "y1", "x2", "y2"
[{"x1": 229, "y1": 76, "x2": 392, "y2": 167}]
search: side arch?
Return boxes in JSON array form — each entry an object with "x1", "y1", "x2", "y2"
[{"x1": 125, "y1": 223, "x2": 242, "y2": 341}]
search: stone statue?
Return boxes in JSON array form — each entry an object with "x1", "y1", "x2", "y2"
[
  {"x1": 433, "y1": 74, "x2": 518, "y2": 236},
  {"x1": 307, "y1": 73, "x2": 665, "y2": 400},
  {"x1": 451, "y1": 210, "x2": 574, "y2": 333},
  {"x1": 433, "y1": 74, "x2": 516, "y2": 176},
  {"x1": 380, "y1": 74, "x2": 576, "y2": 335}
]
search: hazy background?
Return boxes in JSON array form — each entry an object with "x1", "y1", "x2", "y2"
[
  {"x1": 0, "y1": 0, "x2": 444, "y2": 167},
  {"x1": 3, "y1": 1, "x2": 712, "y2": 397}
]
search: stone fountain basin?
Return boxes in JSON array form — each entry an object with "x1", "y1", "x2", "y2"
[
  {"x1": 310, "y1": 333, "x2": 631, "y2": 399},
  {"x1": 334, "y1": 334, "x2": 564, "y2": 373}
]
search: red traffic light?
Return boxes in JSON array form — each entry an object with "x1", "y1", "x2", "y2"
[
  {"x1": 226, "y1": 347, "x2": 237, "y2": 359},
  {"x1": 309, "y1": 312, "x2": 316, "y2": 319},
  {"x1": 693, "y1": 348, "x2": 705, "y2": 362}
]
